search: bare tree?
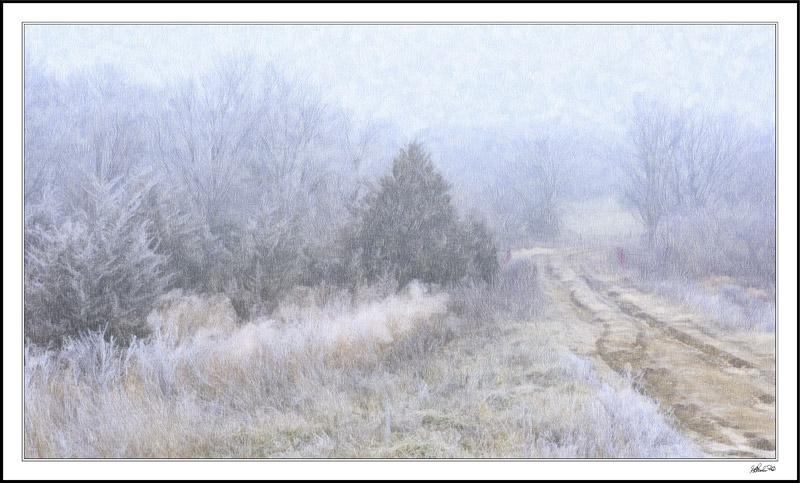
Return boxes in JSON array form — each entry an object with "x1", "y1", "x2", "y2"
[
  {"x1": 620, "y1": 101, "x2": 682, "y2": 243},
  {"x1": 23, "y1": 59, "x2": 72, "y2": 205},
  {"x1": 673, "y1": 109, "x2": 751, "y2": 211},
  {"x1": 622, "y1": 101, "x2": 755, "y2": 244},
  {"x1": 156, "y1": 59, "x2": 265, "y2": 230},
  {"x1": 246, "y1": 68, "x2": 333, "y2": 227},
  {"x1": 499, "y1": 132, "x2": 579, "y2": 240}
]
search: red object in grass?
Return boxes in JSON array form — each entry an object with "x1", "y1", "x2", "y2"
[
  {"x1": 616, "y1": 247, "x2": 628, "y2": 268},
  {"x1": 503, "y1": 249, "x2": 512, "y2": 265}
]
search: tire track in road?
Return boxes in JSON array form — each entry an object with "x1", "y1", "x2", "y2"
[
  {"x1": 579, "y1": 273, "x2": 757, "y2": 371},
  {"x1": 532, "y1": 249, "x2": 775, "y2": 458}
]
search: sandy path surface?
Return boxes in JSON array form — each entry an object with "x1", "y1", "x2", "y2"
[{"x1": 517, "y1": 246, "x2": 776, "y2": 458}]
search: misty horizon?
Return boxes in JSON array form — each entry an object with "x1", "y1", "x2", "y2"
[
  {"x1": 20, "y1": 22, "x2": 779, "y2": 463},
  {"x1": 25, "y1": 24, "x2": 775, "y2": 136}
]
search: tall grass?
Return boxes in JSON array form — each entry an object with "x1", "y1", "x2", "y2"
[
  {"x1": 24, "y1": 260, "x2": 699, "y2": 458},
  {"x1": 640, "y1": 277, "x2": 775, "y2": 333},
  {"x1": 23, "y1": 282, "x2": 449, "y2": 458}
]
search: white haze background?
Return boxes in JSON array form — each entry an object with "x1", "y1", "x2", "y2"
[
  {"x1": 5, "y1": 2, "x2": 797, "y2": 481},
  {"x1": 25, "y1": 24, "x2": 775, "y2": 134}
]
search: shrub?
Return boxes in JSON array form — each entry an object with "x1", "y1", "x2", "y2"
[
  {"x1": 636, "y1": 204, "x2": 775, "y2": 288},
  {"x1": 460, "y1": 214, "x2": 499, "y2": 284},
  {"x1": 222, "y1": 213, "x2": 307, "y2": 319}
]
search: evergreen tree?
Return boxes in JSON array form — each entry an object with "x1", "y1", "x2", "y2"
[
  {"x1": 356, "y1": 142, "x2": 496, "y2": 287},
  {"x1": 24, "y1": 175, "x2": 170, "y2": 346}
]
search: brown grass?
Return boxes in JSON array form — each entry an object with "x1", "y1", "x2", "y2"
[
  {"x1": 24, "y1": 263, "x2": 701, "y2": 459},
  {"x1": 146, "y1": 289, "x2": 237, "y2": 344}
]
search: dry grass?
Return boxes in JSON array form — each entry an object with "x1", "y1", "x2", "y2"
[
  {"x1": 24, "y1": 263, "x2": 699, "y2": 458},
  {"x1": 146, "y1": 289, "x2": 238, "y2": 344},
  {"x1": 595, "y1": 242, "x2": 775, "y2": 334},
  {"x1": 642, "y1": 276, "x2": 776, "y2": 333}
]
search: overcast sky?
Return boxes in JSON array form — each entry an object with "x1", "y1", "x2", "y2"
[{"x1": 25, "y1": 24, "x2": 775, "y2": 135}]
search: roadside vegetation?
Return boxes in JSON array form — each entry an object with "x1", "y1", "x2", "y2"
[{"x1": 23, "y1": 55, "x2": 771, "y2": 458}]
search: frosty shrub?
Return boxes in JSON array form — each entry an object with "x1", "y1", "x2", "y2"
[
  {"x1": 221, "y1": 212, "x2": 308, "y2": 319},
  {"x1": 353, "y1": 142, "x2": 498, "y2": 287},
  {"x1": 24, "y1": 176, "x2": 170, "y2": 346},
  {"x1": 644, "y1": 204, "x2": 775, "y2": 287}
]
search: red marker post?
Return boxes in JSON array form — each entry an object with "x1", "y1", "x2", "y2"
[{"x1": 616, "y1": 247, "x2": 627, "y2": 269}]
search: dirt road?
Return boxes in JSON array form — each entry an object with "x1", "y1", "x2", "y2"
[{"x1": 518, "y1": 246, "x2": 776, "y2": 458}]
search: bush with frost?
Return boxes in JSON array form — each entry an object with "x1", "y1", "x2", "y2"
[{"x1": 24, "y1": 175, "x2": 170, "y2": 346}]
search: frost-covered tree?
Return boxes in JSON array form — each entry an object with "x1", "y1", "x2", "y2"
[
  {"x1": 24, "y1": 59, "x2": 69, "y2": 206},
  {"x1": 156, "y1": 60, "x2": 264, "y2": 231},
  {"x1": 620, "y1": 101, "x2": 682, "y2": 244},
  {"x1": 24, "y1": 175, "x2": 170, "y2": 346},
  {"x1": 355, "y1": 142, "x2": 496, "y2": 287},
  {"x1": 500, "y1": 133, "x2": 579, "y2": 240},
  {"x1": 154, "y1": 60, "x2": 371, "y2": 296},
  {"x1": 621, "y1": 101, "x2": 755, "y2": 243},
  {"x1": 620, "y1": 100, "x2": 774, "y2": 284}
]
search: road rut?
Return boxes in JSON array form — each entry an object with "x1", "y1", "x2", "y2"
[{"x1": 522, "y1": 247, "x2": 776, "y2": 458}]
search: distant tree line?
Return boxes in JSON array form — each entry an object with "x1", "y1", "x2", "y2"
[
  {"x1": 619, "y1": 99, "x2": 775, "y2": 284},
  {"x1": 23, "y1": 60, "x2": 498, "y2": 347},
  {"x1": 24, "y1": 58, "x2": 775, "y2": 348}
]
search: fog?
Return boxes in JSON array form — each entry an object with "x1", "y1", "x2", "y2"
[
  {"x1": 26, "y1": 25, "x2": 774, "y2": 130},
  {"x1": 22, "y1": 20, "x2": 777, "y2": 369},
  {"x1": 22, "y1": 24, "x2": 777, "y2": 459}
]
